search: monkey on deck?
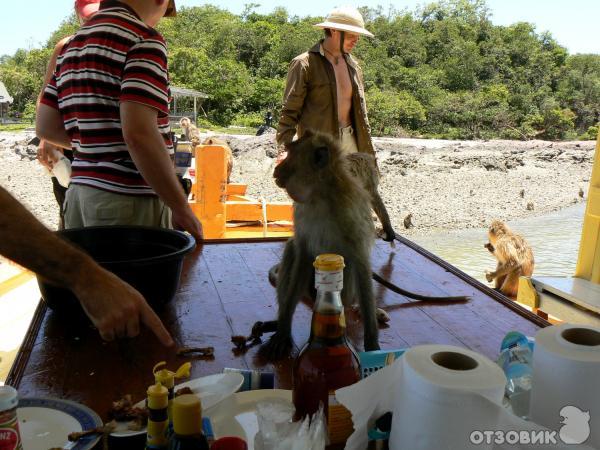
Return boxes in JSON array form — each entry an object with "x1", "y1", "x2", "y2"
[
  {"x1": 484, "y1": 219, "x2": 534, "y2": 298},
  {"x1": 262, "y1": 131, "x2": 382, "y2": 358}
]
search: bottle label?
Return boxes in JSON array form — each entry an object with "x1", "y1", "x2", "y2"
[
  {"x1": 146, "y1": 418, "x2": 169, "y2": 447},
  {"x1": 327, "y1": 392, "x2": 354, "y2": 444},
  {"x1": 315, "y1": 269, "x2": 343, "y2": 292},
  {"x1": 0, "y1": 414, "x2": 22, "y2": 450}
]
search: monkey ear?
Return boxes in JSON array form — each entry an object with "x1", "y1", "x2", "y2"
[{"x1": 314, "y1": 146, "x2": 329, "y2": 169}]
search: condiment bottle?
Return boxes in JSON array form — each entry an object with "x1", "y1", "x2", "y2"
[
  {"x1": 0, "y1": 386, "x2": 23, "y2": 450},
  {"x1": 168, "y1": 394, "x2": 209, "y2": 450},
  {"x1": 292, "y1": 254, "x2": 361, "y2": 446},
  {"x1": 146, "y1": 383, "x2": 169, "y2": 449},
  {"x1": 153, "y1": 361, "x2": 191, "y2": 423}
]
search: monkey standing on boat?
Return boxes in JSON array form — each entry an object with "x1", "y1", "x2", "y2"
[
  {"x1": 261, "y1": 131, "x2": 469, "y2": 359},
  {"x1": 485, "y1": 219, "x2": 534, "y2": 298}
]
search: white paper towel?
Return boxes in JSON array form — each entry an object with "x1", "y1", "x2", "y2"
[
  {"x1": 530, "y1": 324, "x2": 600, "y2": 448},
  {"x1": 336, "y1": 344, "x2": 597, "y2": 450}
]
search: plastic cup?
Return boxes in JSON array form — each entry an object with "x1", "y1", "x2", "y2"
[{"x1": 210, "y1": 436, "x2": 248, "y2": 450}]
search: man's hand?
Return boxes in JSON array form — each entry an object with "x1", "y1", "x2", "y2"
[
  {"x1": 72, "y1": 265, "x2": 174, "y2": 346},
  {"x1": 37, "y1": 140, "x2": 62, "y2": 170},
  {"x1": 172, "y1": 206, "x2": 204, "y2": 242}
]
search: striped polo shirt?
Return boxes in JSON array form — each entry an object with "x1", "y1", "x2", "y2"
[{"x1": 41, "y1": 0, "x2": 173, "y2": 196}]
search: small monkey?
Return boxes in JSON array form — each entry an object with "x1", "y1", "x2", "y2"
[
  {"x1": 484, "y1": 219, "x2": 534, "y2": 298},
  {"x1": 262, "y1": 131, "x2": 382, "y2": 358},
  {"x1": 179, "y1": 117, "x2": 201, "y2": 147}
]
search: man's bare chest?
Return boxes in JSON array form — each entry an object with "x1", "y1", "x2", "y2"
[{"x1": 332, "y1": 62, "x2": 353, "y2": 101}]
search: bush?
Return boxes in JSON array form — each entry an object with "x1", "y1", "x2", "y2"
[
  {"x1": 232, "y1": 111, "x2": 264, "y2": 128},
  {"x1": 580, "y1": 125, "x2": 598, "y2": 141}
]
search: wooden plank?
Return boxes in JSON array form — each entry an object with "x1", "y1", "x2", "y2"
[
  {"x1": 533, "y1": 276, "x2": 600, "y2": 314},
  {"x1": 7, "y1": 239, "x2": 545, "y2": 424},
  {"x1": 226, "y1": 202, "x2": 293, "y2": 222},
  {"x1": 226, "y1": 183, "x2": 247, "y2": 195}
]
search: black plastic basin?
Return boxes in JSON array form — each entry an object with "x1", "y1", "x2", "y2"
[{"x1": 37, "y1": 226, "x2": 195, "y2": 315}]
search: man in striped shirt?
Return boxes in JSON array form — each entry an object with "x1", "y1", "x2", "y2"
[{"x1": 36, "y1": 0, "x2": 203, "y2": 241}]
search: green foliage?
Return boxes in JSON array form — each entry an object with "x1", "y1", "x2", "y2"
[
  {"x1": 1, "y1": 1, "x2": 598, "y2": 140},
  {"x1": 22, "y1": 102, "x2": 36, "y2": 123}
]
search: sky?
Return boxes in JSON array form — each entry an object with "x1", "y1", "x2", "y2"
[{"x1": 1, "y1": 0, "x2": 598, "y2": 57}]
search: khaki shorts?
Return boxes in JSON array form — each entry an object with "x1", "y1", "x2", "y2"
[
  {"x1": 64, "y1": 184, "x2": 172, "y2": 229},
  {"x1": 339, "y1": 125, "x2": 359, "y2": 156}
]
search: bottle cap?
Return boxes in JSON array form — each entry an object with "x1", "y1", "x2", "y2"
[
  {"x1": 313, "y1": 254, "x2": 345, "y2": 271},
  {"x1": 0, "y1": 386, "x2": 18, "y2": 411},
  {"x1": 153, "y1": 361, "x2": 191, "y2": 389},
  {"x1": 146, "y1": 383, "x2": 169, "y2": 409},
  {"x1": 172, "y1": 394, "x2": 202, "y2": 436}
]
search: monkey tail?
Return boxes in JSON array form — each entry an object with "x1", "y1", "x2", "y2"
[
  {"x1": 372, "y1": 272, "x2": 470, "y2": 302},
  {"x1": 268, "y1": 264, "x2": 279, "y2": 288}
]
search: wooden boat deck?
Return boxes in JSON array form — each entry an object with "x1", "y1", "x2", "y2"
[{"x1": 7, "y1": 237, "x2": 547, "y2": 422}]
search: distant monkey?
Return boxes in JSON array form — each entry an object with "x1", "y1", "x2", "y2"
[
  {"x1": 179, "y1": 117, "x2": 201, "y2": 147},
  {"x1": 485, "y1": 220, "x2": 534, "y2": 298}
]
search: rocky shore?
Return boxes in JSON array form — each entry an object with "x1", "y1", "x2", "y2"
[{"x1": 0, "y1": 130, "x2": 594, "y2": 234}]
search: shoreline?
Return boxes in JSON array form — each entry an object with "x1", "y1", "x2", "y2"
[{"x1": 0, "y1": 131, "x2": 594, "y2": 235}]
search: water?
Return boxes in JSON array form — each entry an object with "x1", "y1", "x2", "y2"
[{"x1": 411, "y1": 204, "x2": 585, "y2": 284}]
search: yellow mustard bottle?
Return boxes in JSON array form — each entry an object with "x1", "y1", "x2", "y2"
[{"x1": 146, "y1": 383, "x2": 169, "y2": 449}]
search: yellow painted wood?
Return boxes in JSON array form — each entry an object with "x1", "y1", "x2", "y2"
[
  {"x1": 226, "y1": 184, "x2": 247, "y2": 195},
  {"x1": 0, "y1": 270, "x2": 34, "y2": 298},
  {"x1": 516, "y1": 276, "x2": 540, "y2": 308},
  {"x1": 192, "y1": 144, "x2": 228, "y2": 239},
  {"x1": 226, "y1": 201, "x2": 293, "y2": 222},
  {"x1": 575, "y1": 129, "x2": 600, "y2": 283}
]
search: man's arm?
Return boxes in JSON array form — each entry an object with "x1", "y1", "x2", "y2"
[
  {"x1": 0, "y1": 186, "x2": 173, "y2": 346},
  {"x1": 120, "y1": 101, "x2": 203, "y2": 241},
  {"x1": 36, "y1": 103, "x2": 71, "y2": 149},
  {"x1": 276, "y1": 58, "x2": 308, "y2": 147}
]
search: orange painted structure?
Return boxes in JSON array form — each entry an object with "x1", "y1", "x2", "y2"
[{"x1": 188, "y1": 142, "x2": 294, "y2": 240}]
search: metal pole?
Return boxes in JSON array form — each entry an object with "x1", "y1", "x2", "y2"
[{"x1": 193, "y1": 97, "x2": 197, "y2": 125}]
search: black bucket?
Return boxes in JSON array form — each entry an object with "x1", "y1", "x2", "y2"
[{"x1": 37, "y1": 226, "x2": 195, "y2": 315}]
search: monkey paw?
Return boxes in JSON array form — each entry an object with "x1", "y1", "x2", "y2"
[
  {"x1": 484, "y1": 242, "x2": 495, "y2": 253},
  {"x1": 260, "y1": 332, "x2": 293, "y2": 360},
  {"x1": 485, "y1": 271, "x2": 494, "y2": 283}
]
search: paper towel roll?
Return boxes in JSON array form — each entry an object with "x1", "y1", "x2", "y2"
[
  {"x1": 530, "y1": 324, "x2": 600, "y2": 447},
  {"x1": 389, "y1": 345, "x2": 507, "y2": 450}
]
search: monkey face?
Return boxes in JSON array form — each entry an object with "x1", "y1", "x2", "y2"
[{"x1": 273, "y1": 131, "x2": 336, "y2": 203}]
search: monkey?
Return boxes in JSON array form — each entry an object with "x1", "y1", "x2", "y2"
[
  {"x1": 403, "y1": 213, "x2": 414, "y2": 229},
  {"x1": 201, "y1": 137, "x2": 233, "y2": 184},
  {"x1": 261, "y1": 131, "x2": 468, "y2": 359},
  {"x1": 484, "y1": 219, "x2": 534, "y2": 298},
  {"x1": 179, "y1": 117, "x2": 201, "y2": 147},
  {"x1": 262, "y1": 130, "x2": 382, "y2": 358}
]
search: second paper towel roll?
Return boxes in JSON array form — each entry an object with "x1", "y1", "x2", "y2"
[
  {"x1": 530, "y1": 324, "x2": 600, "y2": 448},
  {"x1": 389, "y1": 344, "x2": 507, "y2": 450}
]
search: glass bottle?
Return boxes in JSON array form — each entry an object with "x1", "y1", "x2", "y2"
[
  {"x1": 293, "y1": 254, "x2": 361, "y2": 447},
  {"x1": 0, "y1": 386, "x2": 23, "y2": 450}
]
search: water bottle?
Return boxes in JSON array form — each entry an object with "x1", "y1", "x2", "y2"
[{"x1": 497, "y1": 331, "x2": 534, "y2": 418}]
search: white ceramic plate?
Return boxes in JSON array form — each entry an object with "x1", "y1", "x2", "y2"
[
  {"x1": 110, "y1": 372, "x2": 244, "y2": 438},
  {"x1": 18, "y1": 397, "x2": 102, "y2": 450},
  {"x1": 206, "y1": 389, "x2": 293, "y2": 450}
]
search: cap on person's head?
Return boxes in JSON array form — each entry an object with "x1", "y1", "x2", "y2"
[
  {"x1": 314, "y1": 6, "x2": 374, "y2": 38},
  {"x1": 164, "y1": 0, "x2": 177, "y2": 17},
  {"x1": 74, "y1": 0, "x2": 101, "y2": 21}
]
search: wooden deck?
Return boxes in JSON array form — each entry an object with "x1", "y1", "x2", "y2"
[{"x1": 7, "y1": 237, "x2": 547, "y2": 424}]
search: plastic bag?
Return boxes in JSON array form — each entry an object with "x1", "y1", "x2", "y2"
[{"x1": 254, "y1": 401, "x2": 327, "y2": 450}]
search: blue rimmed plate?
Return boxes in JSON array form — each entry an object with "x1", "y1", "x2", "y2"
[{"x1": 18, "y1": 397, "x2": 102, "y2": 450}]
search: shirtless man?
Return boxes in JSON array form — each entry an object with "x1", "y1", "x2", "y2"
[{"x1": 276, "y1": 6, "x2": 375, "y2": 159}]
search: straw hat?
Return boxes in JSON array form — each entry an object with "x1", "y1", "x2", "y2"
[{"x1": 314, "y1": 6, "x2": 374, "y2": 38}]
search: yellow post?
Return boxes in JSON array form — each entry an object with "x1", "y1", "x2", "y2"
[
  {"x1": 575, "y1": 129, "x2": 600, "y2": 283},
  {"x1": 190, "y1": 144, "x2": 227, "y2": 239}
]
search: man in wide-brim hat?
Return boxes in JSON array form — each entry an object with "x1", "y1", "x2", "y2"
[{"x1": 276, "y1": 6, "x2": 376, "y2": 158}]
